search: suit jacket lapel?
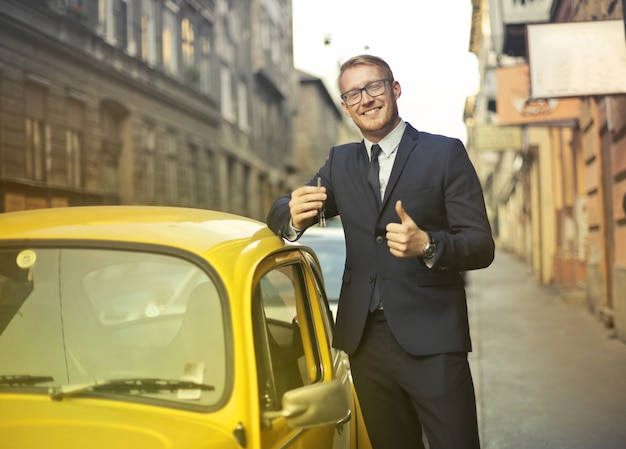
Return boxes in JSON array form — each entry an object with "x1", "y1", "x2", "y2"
[{"x1": 381, "y1": 126, "x2": 420, "y2": 209}]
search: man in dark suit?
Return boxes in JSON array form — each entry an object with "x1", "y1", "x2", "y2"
[{"x1": 266, "y1": 54, "x2": 494, "y2": 449}]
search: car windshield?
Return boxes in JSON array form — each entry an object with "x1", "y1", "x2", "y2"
[{"x1": 0, "y1": 247, "x2": 226, "y2": 409}]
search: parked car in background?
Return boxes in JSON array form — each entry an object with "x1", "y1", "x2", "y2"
[
  {"x1": 0, "y1": 206, "x2": 371, "y2": 449},
  {"x1": 297, "y1": 220, "x2": 346, "y2": 319}
]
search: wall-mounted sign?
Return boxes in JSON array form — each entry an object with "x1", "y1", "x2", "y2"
[
  {"x1": 474, "y1": 124, "x2": 523, "y2": 152},
  {"x1": 528, "y1": 20, "x2": 626, "y2": 98},
  {"x1": 496, "y1": 64, "x2": 580, "y2": 126}
]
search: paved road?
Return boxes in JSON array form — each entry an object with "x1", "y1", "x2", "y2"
[{"x1": 467, "y1": 249, "x2": 626, "y2": 449}]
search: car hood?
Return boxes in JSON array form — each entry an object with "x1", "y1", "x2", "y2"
[{"x1": 0, "y1": 395, "x2": 239, "y2": 449}]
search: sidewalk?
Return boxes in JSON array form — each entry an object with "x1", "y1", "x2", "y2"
[{"x1": 467, "y1": 249, "x2": 626, "y2": 449}]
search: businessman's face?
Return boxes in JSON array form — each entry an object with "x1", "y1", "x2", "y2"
[{"x1": 339, "y1": 64, "x2": 401, "y2": 142}]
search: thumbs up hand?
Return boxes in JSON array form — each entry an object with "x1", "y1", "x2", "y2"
[{"x1": 385, "y1": 200, "x2": 430, "y2": 259}]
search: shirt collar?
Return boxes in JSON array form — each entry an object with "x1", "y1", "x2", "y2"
[{"x1": 364, "y1": 119, "x2": 406, "y2": 158}]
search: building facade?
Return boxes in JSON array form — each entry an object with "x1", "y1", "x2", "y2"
[
  {"x1": 0, "y1": 0, "x2": 310, "y2": 221},
  {"x1": 466, "y1": 0, "x2": 626, "y2": 340}
]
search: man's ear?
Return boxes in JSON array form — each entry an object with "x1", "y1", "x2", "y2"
[{"x1": 393, "y1": 81, "x2": 402, "y2": 100}]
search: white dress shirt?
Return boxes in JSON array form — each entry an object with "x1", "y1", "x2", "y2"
[{"x1": 364, "y1": 119, "x2": 407, "y2": 201}]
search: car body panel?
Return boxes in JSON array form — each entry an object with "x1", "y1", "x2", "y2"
[
  {"x1": 0, "y1": 393, "x2": 238, "y2": 449},
  {"x1": 0, "y1": 206, "x2": 371, "y2": 449}
]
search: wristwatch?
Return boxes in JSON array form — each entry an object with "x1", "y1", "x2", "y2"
[{"x1": 423, "y1": 233, "x2": 436, "y2": 259}]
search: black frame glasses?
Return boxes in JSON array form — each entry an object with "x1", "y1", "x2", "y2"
[{"x1": 340, "y1": 79, "x2": 391, "y2": 106}]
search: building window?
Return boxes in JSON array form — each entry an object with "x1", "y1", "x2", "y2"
[
  {"x1": 220, "y1": 65, "x2": 235, "y2": 122},
  {"x1": 98, "y1": 0, "x2": 116, "y2": 45},
  {"x1": 124, "y1": 0, "x2": 137, "y2": 56},
  {"x1": 66, "y1": 130, "x2": 82, "y2": 188},
  {"x1": 166, "y1": 132, "x2": 178, "y2": 202},
  {"x1": 228, "y1": 156, "x2": 241, "y2": 213},
  {"x1": 242, "y1": 164, "x2": 250, "y2": 217},
  {"x1": 189, "y1": 142, "x2": 198, "y2": 206},
  {"x1": 162, "y1": 5, "x2": 179, "y2": 74},
  {"x1": 117, "y1": 0, "x2": 128, "y2": 49},
  {"x1": 259, "y1": 97, "x2": 268, "y2": 140},
  {"x1": 142, "y1": 123, "x2": 156, "y2": 200},
  {"x1": 25, "y1": 84, "x2": 47, "y2": 182},
  {"x1": 100, "y1": 100, "x2": 127, "y2": 196},
  {"x1": 199, "y1": 22, "x2": 213, "y2": 95},
  {"x1": 237, "y1": 80, "x2": 249, "y2": 132},
  {"x1": 271, "y1": 26, "x2": 280, "y2": 64},
  {"x1": 141, "y1": 0, "x2": 157, "y2": 65},
  {"x1": 260, "y1": 11, "x2": 280, "y2": 64},
  {"x1": 204, "y1": 148, "x2": 216, "y2": 209},
  {"x1": 66, "y1": 99, "x2": 84, "y2": 188},
  {"x1": 181, "y1": 18, "x2": 195, "y2": 77},
  {"x1": 261, "y1": 17, "x2": 270, "y2": 51},
  {"x1": 25, "y1": 119, "x2": 44, "y2": 182}
]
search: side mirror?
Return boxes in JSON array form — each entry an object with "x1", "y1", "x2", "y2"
[{"x1": 262, "y1": 379, "x2": 350, "y2": 429}]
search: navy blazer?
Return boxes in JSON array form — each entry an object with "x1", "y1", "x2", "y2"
[{"x1": 267, "y1": 123, "x2": 495, "y2": 356}]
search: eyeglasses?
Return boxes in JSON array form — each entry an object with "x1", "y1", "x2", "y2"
[{"x1": 340, "y1": 79, "x2": 391, "y2": 106}]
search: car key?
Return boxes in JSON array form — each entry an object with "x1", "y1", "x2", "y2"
[{"x1": 317, "y1": 177, "x2": 326, "y2": 227}]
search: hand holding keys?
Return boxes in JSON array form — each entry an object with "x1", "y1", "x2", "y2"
[{"x1": 317, "y1": 177, "x2": 326, "y2": 227}]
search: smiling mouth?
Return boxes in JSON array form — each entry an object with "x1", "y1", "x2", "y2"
[{"x1": 363, "y1": 107, "x2": 381, "y2": 116}]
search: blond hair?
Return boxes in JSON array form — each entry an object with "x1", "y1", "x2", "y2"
[{"x1": 338, "y1": 54, "x2": 395, "y2": 90}]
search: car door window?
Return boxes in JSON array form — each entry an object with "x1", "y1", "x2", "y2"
[{"x1": 253, "y1": 260, "x2": 322, "y2": 412}]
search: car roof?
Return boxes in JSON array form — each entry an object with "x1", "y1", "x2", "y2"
[{"x1": 0, "y1": 206, "x2": 284, "y2": 270}]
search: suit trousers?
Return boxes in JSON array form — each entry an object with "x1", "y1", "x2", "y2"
[{"x1": 349, "y1": 310, "x2": 480, "y2": 449}]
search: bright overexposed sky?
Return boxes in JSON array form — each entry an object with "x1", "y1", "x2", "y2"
[{"x1": 292, "y1": 0, "x2": 479, "y2": 143}]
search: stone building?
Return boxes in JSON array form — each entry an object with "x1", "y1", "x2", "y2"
[{"x1": 0, "y1": 0, "x2": 298, "y2": 221}]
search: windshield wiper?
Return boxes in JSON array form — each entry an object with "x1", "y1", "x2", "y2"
[
  {"x1": 49, "y1": 378, "x2": 215, "y2": 401},
  {"x1": 0, "y1": 375, "x2": 54, "y2": 386}
]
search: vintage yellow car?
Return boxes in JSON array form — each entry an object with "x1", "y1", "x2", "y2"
[{"x1": 0, "y1": 206, "x2": 371, "y2": 449}]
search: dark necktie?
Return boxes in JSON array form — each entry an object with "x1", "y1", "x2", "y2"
[
  {"x1": 367, "y1": 144, "x2": 383, "y2": 311},
  {"x1": 367, "y1": 144, "x2": 382, "y2": 209}
]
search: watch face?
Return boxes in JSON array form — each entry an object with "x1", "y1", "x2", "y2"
[{"x1": 424, "y1": 242, "x2": 436, "y2": 258}]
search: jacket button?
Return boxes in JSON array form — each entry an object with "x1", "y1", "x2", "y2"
[
  {"x1": 375, "y1": 235, "x2": 384, "y2": 244},
  {"x1": 368, "y1": 275, "x2": 375, "y2": 283}
]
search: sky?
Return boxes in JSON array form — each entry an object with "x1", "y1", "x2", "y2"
[{"x1": 291, "y1": 0, "x2": 479, "y2": 143}]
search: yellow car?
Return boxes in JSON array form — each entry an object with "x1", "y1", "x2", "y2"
[{"x1": 0, "y1": 206, "x2": 371, "y2": 449}]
